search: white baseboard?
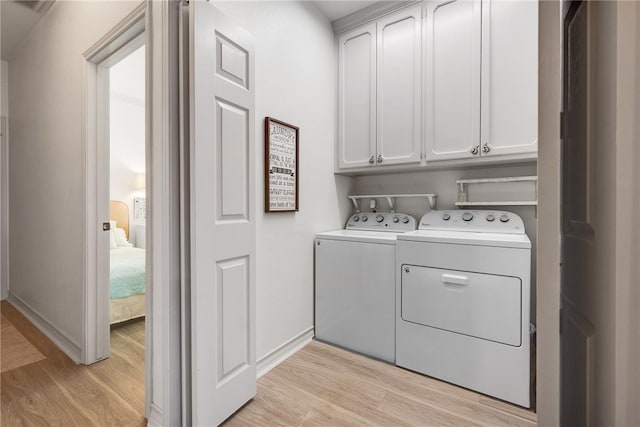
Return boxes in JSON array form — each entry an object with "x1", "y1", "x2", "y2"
[
  {"x1": 257, "y1": 327, "x2": 314, "y2": 378},
  {"x1": 146, "y1": 403, "x2": 163, "y2": 427},
  {"x1": 7, "y1": 294, "x2": 82, "y2": 363}
]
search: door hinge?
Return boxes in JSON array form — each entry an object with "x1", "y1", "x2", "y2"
[{"x1": 559, "y1": 307, "x2": 563, "y2": 335}]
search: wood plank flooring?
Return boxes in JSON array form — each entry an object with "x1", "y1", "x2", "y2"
[
  {"x1": 226, "y1": 341, "x2": 537, "y2": 427},
  {"x1": 1, "y1": 314, "x2": 46, "y2": 373},
  {"x1": 2, "y1": 299, "x2": 535, "y2": 426},
  {"x1": 1, "y1": 301, "x2": 146, "y2": 427}
]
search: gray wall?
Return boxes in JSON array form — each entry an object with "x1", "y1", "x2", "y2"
[
  {"x1": 8, "y1": 1, "x2": 141, "y2": 350},
  {"x1": 213, "y1": 1, "x2": 354, "y2": 361}
]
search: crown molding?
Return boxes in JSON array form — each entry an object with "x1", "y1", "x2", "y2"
[{"x1": 331, "y1": 1, "x2": 420, "y2": 35}]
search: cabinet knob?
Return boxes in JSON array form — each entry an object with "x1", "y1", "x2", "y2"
[
  {"x1": 470, "y1": 145, "x2": 479, "y2": 155},
  {"x1": 482, "y1": 143, "x2": 491, "y2": 153},
  {"x1": 377, "y1": 154, "x2": 383, "y2": 164},
  {"x1": 369, "y1": 155, "x2": 375, "y2": 164}
]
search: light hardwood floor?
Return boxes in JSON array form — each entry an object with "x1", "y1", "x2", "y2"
[
  {"x1": 2, "y1": 300, "x2": 535, "y2": 426},
  {"x1": 1, "y1": 301, "x2": 146, "y2": 426},
  {"x1": 226, "y1": 341, "x2": 536, "y2": 427}
]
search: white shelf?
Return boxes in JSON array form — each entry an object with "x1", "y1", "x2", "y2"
[
  {"x1": 456, "y1": 176, "x2": 538, "y2": 208},
  {"x1": 456, "y1": 176, "x2": 537, "y2": 185},
  {"x1": 348, "y1": 193, "x2": 437, "y2": 212},
  {"x1": 455, "y1": 201, "x2": 538, "y2": 207}
]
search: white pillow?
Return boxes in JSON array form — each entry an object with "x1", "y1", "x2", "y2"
[
  {"x1": 114, "y1": 227, "x2": 133, "y2": 247},
  {"x1": 109, "y1": 229, "x2": 118, "y2": 249},
  {"x1": 110, "y1": 220, "x2": 117, "y2": 229}
]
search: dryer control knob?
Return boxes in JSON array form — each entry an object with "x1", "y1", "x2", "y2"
[
  {"x1": 376, "y1": 215, "x2": 384, "y2": 223},
  {"x1": 392, "y1": 216, "x2": 400, "y2": 223},
  {"x1": 401, "y1": 217, "x2": 410, "y2": 224},
  {"x1": 500, "y1": 214, "x2": 510, "y2": 223},
  {"x1": 486, "y1": 214, "x2": 495, "y2": 222},
  {"x1": 361, "y1": 216, "x2": 368, "y2": 222},
  {"x1": 442, "y1": 213, "x2": 451, "y2": 221},
  {"x1": 462, "y1": 212, "x2": 474, "y2": 222},
  {"x1": 353, "y1": 215, "x2": 360, "y2": 222}
]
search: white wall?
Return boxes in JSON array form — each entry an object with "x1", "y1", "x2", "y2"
[
  {"x1": 8, "y1": 1, "x2": 142, "y2": 352},
  {"x1": 1, "y1": 60, "x2": 8, "y2": 300},
  {"x1": 110, "y1": 44, "x2": 146, "y2": 243},
  {"x1": 213, "y1": 1, "x2": 354, "y2": 361},
  {"x1": 353, "y1": 163, "x2": 538, "y2": 322}
]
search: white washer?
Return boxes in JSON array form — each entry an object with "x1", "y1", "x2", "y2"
[
  {"x1": 396, "y1": 210, "x2": 531, "y2": 407},
  {"x1": 315, "y1": 212, "x2": 417, "y2": 363}
]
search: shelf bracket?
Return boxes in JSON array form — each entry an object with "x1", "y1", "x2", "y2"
[{"x1": 385, "y1": 196, "x2": 395, "y2": 213}]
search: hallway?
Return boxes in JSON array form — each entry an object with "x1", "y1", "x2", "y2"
[{"x1": 1, "y1": 301, "x2": 145, "y2": 426}]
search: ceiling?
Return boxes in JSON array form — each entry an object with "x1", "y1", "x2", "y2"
[
  {"x1": 313, "y1": 1, "x2": 381, "y2": 22},
  {"x1": 1, "y1": 0, "x2": 53, "y2": 61}
]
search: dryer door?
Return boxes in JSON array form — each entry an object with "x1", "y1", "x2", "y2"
[{"x1": 401, "y1": 265, "x2": 521, "y2": 346}]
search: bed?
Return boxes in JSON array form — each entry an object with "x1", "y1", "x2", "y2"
[{"x1": 110, "y1": 200, "x2": 146, "y2": 324}]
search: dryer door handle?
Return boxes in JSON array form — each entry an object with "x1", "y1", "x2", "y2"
[{"x1": 441, "y1": 274, "x2": 469, "y2": 286}]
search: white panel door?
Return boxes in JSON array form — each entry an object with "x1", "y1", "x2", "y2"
[
  {"x1": 480, "y1": 0, "x2": 538, "y2": 157},
  {"x1": 190, "y1": 2, "x2": 256, "y2": 425},
  {"x1": 338, "y1": 24, "x2": 376, "y2": 169},
  {"x1": 424, "y1": 0, "x2": 481, "y2": 161},
  {"x1": 376, "y1": 6, "x2": 422, "y2": 166}
]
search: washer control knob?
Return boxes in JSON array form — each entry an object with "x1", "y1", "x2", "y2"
[
  {"x1": 442, "y1": 213, "x2": 451, "y2": 221},
  {"x1": 361, "y1": 215, "x2": 368, "y2": 222},
  {"x1": 500, "y1": 214, "x2": 510, "y2": 223},
  {"x1": 376, "y1": 215, "x2": 384, "y2": 223},
  {"x1": 486, "y1": 214, "x2": 495, "y2": 222},
  {"x1": 353, "y1": 215, "x2": 360, "y2": 222},
  {"x1": 392, "y1": 216, "x2": 400, "y2": 223},
  {"x1": 401, "y1": 217, "x2": 410, "y2": 224},
  {"x1": 462, "y1": 212, "x2": 474, "y2": 222}
]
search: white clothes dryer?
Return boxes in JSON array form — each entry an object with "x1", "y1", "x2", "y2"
[
  {"x1": 396, "y1": 210, "x2": 531, "y2": 407},
  {"x1": 315, "y1": 212, "x2": 417, "y2": 363}
]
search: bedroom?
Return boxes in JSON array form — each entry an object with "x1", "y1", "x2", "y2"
[{"x1": 108, "y1": 40, "x2": 146, "y2": 358}]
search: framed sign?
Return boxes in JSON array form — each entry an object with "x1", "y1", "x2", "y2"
[{"x1": 265, "y1": 117, "x2": 299, "y2": 212}]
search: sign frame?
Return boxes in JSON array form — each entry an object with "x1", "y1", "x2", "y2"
[{"x1": 264, "y1": 117, "x2": 299, "y2": 212}]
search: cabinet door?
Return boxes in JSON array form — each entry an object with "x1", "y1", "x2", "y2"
[
  {"x1": 480, "y1": 0, "x2": 538, "y2": 157},
  {"x1": 424, "y1": 0, "x2": 481, "y2": 161},
  {"x1": 376, "y1": 6, "x2": 422, "y2": 166},
  {"x1": 338, "y1": 24, "x2": 377, "y2": 169}
]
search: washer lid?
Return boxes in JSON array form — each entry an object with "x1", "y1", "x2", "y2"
[
  {"x1": 316, "y1": 229, "x2": 403, "y2": 244},
  {"x1": 398, "y1": 229, "x2": 531, "y2": 249}
]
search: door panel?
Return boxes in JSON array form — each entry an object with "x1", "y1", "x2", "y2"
[
  {"x1": 561, "y1": 2, "x2": 595, "y2": 426},
  {"x1": 425, "y1": 0, "x2": 481, "y2": 161},
  {"x1": 481, "y1": 0, "x2": 538, "y2": 157},
  {"x1": 338, "y1": 24, "x2": 376, "y2": 169},
  {"x1": 377, "y1": 6, "x2": 422, "y2": 166},
  {"x1": 190, "y1": 2, "x2": 256, "y2": 425},
  {"x1": 401, "y1": 265, "x2": 521, "y2": 346}
]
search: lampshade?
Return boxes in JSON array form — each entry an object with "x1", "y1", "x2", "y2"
[{"x1": 135, "y1": 172, "x2": 146, "y2": 190}]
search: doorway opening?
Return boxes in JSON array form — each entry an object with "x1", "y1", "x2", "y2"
[
  {"x1": 83, "y1": 5, "x2": 149, "y2": 418},
  {"x1": 106, "y1": 36, "x2": 147, "y2": 406}
]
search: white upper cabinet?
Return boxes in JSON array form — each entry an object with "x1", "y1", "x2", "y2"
[
  {"x1": 338, "y1": 24, "x2": 377, "y2": 169},
  {"x1": 424, "y1": 0, "x2": 481, "y2": 161},
  {"x1": 480, "y1": 0, "x2": 538, "y2": 157},
  {"x1": 336, "y1": 0, "x2": 538, "y2": 173},
  {"x1": 376, "y1": 6, "x2": 422, "y2": 166}
]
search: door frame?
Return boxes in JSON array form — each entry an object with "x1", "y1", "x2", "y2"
[
  {"x1": 536, "y1": 0, "x2": 562, "y2": 424},
  {"x1": 82, "y1": 1, "x2": 183, "y2": 425}
]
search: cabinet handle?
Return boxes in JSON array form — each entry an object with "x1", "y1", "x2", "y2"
[
  {"x1": 369, "y1": 155, "x2": 375, "y2": 164},
  {"x1": 482, "y1": 143, "x2": 491, "y2": 154},
  {"x1": 470, "y1": 145, "x2": 479, "y2": 155},
  {"x1": 377, "y1": 154, "x2": 383, "y2": 164}
]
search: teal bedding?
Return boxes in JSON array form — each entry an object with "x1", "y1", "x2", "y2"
[{"x1": 110, "y1": 247, "x2": 145, "y2": 299}]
